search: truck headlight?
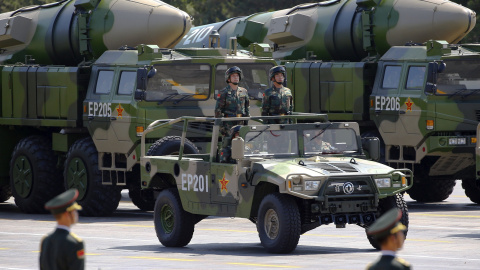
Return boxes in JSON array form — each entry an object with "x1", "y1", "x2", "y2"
[
  {"x1": 375, "y1": 178, "x2": 391, "y2": 188},
  {"x1": 305, "y1": 181, "x2": 320, "y2": 190}
]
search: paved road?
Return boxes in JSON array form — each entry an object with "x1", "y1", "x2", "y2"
[{"x1": 1, "y1": 180, "x2": 479, "y2": 270}]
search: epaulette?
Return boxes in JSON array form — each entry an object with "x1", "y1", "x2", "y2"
[
  {"x1": 395, "y1": 257, "x2": 411, "y2": 267},
  {"x1": 70, "y1": 232, "x2": 83, "y2": 243}
]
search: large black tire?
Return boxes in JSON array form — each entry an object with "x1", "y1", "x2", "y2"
[
  {"x1": 10, "y1": 136, "x2": 64, "y2": 213},
  {"x1": 127, "y1": 166, "x2": 155, "y2": 211},
  {"x1": 366, "y1": 194, "x2": 409, "y2": 249},
  {"x1": 64, "y1": 138, "x2": 121, "y2": 216},
  {"x1": 257, "y1": 193, "x2": 301, "y2": 254},
  {"x1": 462, "y1": 178, "x2": 480, "y2": 204},
  {"x1": 0, "y1": 183, "x2": 12, "y2": 203},
  {"x1": 154, "y1": 188, "x2": 194, "y2": 247},
  {"x1": 147, "y1": 136, "x2": 200, "y2": 156},
  {"x1": 127, "y1": 136, "x2": 200, "y2": 211},
  {"x1": 407, "y1": 178, "x2": 456, "y2": 202}
]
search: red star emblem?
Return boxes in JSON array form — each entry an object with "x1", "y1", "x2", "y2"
[
  {"x1": 116, "y1": 104, "x2": 124, "y2": 118},
  {"x1": 405, "y1": 97, "x2": 413, "y2": 112},
  {"x1": 219, "y1": 173, "x2": 229, "y2": 193}
]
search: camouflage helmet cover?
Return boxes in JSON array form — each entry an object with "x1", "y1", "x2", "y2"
[
  {"x1": 225, "y1": 66, "x2": 242, "y2": 83},
  {"x1": 269, "y1": 65, "x2": 286, "y2": 81}
]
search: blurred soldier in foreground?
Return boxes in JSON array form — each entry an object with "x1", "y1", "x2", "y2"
[
  {"x1": 366, "y1": 208, "x2": 411, "y2": 270},
  {"x1": 40, "y1": 189, "x2": 85, "y2": 270},
  {"x1": 215, "y1": 66, "x2": 250, "y2": 136},
  {"x1": 262, "y1": 66, "x2": 293, "y2": 124}
]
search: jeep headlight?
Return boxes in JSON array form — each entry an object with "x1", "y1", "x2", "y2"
[
  {"x1": 305, "y1": 181, "x2": 320, "y2": 191},
  {"x1": 375, "y1": 178, "x2": 391, "y2": 188}
]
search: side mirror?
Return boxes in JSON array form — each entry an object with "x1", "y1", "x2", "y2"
[
  {"x1": 362, "y1": 137, "x2": 380, "y2": 161},
  {"x1": 137, "y1": 68, "x2": 147, "y2": 90},
  {"x1": 231, "y1": 137, "x2": 245, "y2": 160}
]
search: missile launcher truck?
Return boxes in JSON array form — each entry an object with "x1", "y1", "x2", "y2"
[
  {"x1": 177, "y1": 0, "x2": 480, "y2": 203},
  {"x1": 0, "y1": 42, "x2": 277, "y2": 215},
  {"x1": 139, "y1": 114, "x2": 412, "y2": 253}
]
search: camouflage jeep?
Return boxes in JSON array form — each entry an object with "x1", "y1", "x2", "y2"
[{"x1": 140, "y1": 114, "x2": 413, "y2": 253}]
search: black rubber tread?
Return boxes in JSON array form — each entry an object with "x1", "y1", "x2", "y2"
[
  {"x1": 64, "y1": 137, "x2": 121, "y2": 216},
  {"x1": 407, "y1": 178, "x2": 456, "y2": 202},
  {"x1": 0, "y1": 183, "x2": 12, "y2": 203},
  {"x1": 366, "y1": 194, "x2": 409, "y2": 249},
  {"x1": 10, "y1": 136, "x2": 64, "y2": 213},
  {"x1": 129, "y1": 136, "x2": 199, "y2": 211},
  {"x1": 127, "y1": 166, "x2": 155, "y2": 211},
  {"x1": 257, "y1": 193, "x2": 301, "y2": 254},
  {"x1": 154, "y1": 188, "x2": 194, "y2": 247},
  {"x1": 147, "y1": 136, "x2": 199, "y2": 156},
  {"x1": 462, "y1": 178, "x2": 480, "y2": 204}
]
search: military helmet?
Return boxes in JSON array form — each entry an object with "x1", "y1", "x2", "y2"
[
  {"x1": 225, "y1": 66, "x2": 242, "y2": 83},
  {"x1": 269, "y1": 66, "x2": 286, "y2": 81}
]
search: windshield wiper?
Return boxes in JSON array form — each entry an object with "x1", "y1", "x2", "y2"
[
  {"x1": 247, "y1": 126, "x2": 271, "y2": 143},
  {"x1": 173, "y1": 94, "x2": 195, "y2": 105},
  {"x1": 157, "y1": 93, "x2": 181, "y2": 105},
  {"x1": 310, "y1": 123, "x2": 333, "y2": 141}
]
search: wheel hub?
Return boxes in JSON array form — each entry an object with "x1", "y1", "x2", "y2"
[
  {"x1": 264, "y1": 209, "x2": 280, "y2": 239},
  {"x1": 12, "y1": 156, "x2": 33, "y2": 199},
  {"x1": 161, "y1": 204, "x2": 175, "y2": 234},
  {"x1": 66, "y1": 157, "x2": 88, "y2": 200}
]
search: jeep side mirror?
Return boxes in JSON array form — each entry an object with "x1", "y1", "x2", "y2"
[
  {"x1": 362, "y1": 137, "x2": 380, "y2": 161},
  {"x1": 231, "y1": 137, "x2": 245, "y2": 160}
]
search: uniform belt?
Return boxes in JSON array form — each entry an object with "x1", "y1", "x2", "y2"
[{"x1": 225, "y1": 114, "x2": 243, "y2": 117}]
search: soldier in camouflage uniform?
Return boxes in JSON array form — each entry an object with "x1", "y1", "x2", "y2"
[
  {"x1": 215, "y1": 66, "x2": 250, "y2": 136},
  {"x1": 366, "y1": 208, "x2": 411, "y2": 270},
  {"x1": 40, "y1": 189, "x2": 85, "y2": 270},
  {"x1": 261, "y1": 66, "x2": 293, "y2": 124}
]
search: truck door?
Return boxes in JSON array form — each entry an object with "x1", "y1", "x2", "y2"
[
  {"x1": 371, "y1": 63, "x2": 403, "y2": 146},
  {"x1": 85, "y1": 67, "x2": 116, "y2": 149},
  {"x1": 210, "y1": 164, "x2": 238, "y2": 205},
  {"x1": 396, "y1": 64, "x2": 428, "y2": 144}
]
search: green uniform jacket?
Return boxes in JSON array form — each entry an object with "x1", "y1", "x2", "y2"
[
  {"x1": 366, "y1": 255, "x2": 411, "y2": 270},
  {"x1": 261, "y1": 85, "x2": 293, "y2": 124},
  {"x1": 40, "y1": 228, "x2": 85, "y2": 270}
]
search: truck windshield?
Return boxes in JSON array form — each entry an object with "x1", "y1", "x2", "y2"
[
  {"x1": 436, "y1": 60, "x2": 480, "y2": 96},
  {"x1": 145, "y1": 64, "x2": 211, "y2": 101},
  {"x1": 215, "y1": 63, "x2": 273, "y2": 100},
  {"x1": 303, "y1": 129, "x2": 359, "y2": 155},
  {"x1": 244, "y1": 130, "x2": 298, "y2": 157}
]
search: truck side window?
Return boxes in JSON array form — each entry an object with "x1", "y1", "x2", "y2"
[
  {"x1": 381, "y1": 66, "x2": 402, "y2": 89},
  {"x1": 95, "y1": 70, "x2": 114, "y2": 95},
  {"x1": 118, "y1": 71, "x2": 136, "y2": 95},
  {"x1": 406, "y1": 66, "x2": 426, "y2": 89}
]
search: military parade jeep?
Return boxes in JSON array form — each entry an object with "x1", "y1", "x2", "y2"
[{"x1": 140, "y1": 114, "x2": 413, "y2": 253}]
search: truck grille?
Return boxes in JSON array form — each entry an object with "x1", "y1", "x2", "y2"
[{"x1": 324, "y1": 176, "x2": 373, "y2": 196}]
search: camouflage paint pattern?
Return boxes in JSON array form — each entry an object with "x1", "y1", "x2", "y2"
[
  {"x1": 141, "y1": 116, "x2": 412, "y2": 223},
  {"x1": 0, "y1": 0, "x2": 192, "y2": 65},
  {"x1": 175, "y1": 0, "x2": 475, "y2": 61},
  {"x1": 287, "y1": 40, "x2": 480, "y2": 203}
]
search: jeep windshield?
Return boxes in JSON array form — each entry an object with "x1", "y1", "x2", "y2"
[
  {"x1": 303, "y1": 128, "x2": 359, "y2": 155},
  {"x1": 436, "y1": 60, "x2": 480, "y2": 96},
  {"x1": 244, "y1": 130, "x2": 298, "y2": 157}
]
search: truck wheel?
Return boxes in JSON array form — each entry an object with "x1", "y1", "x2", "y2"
[
  {"x1": 10, "y1": 136, "x2": 64, "y2": 213},
  {"x1": 0, "y1": 183, "x2": 12, "y2": 203},
  {"x1": 257, "y1": 193, "x2": 301, "y2": 254},
  {"x1": 154, "y1": 188, "x2": 194, "y2": 247},
  {"x1": 64, "y1": 138, "x2": 121, "y2": 216},
  {"x1": 127, "y1": 166, "x2": 155, "y2": 211},
  {"x1": 462, "y1": 178, "x2": 480, "y2": 204},
  {"x1": 366, "y1": 193, "x2": 408, "y2": 249},
  {"x1": 147, "y1": 136, "x2": 199, "y2": 156},
  {"x1": 407, "y1": 178, "x2": 456, "y2": 202}
]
